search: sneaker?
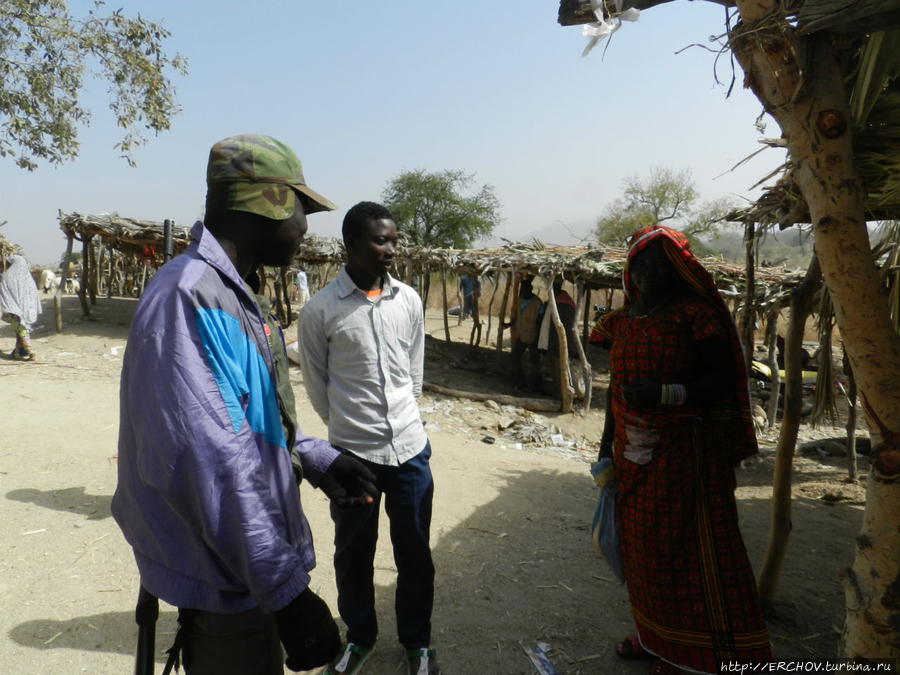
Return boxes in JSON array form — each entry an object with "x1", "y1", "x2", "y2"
[
  {"x1": 406, "y1": 648, "x2": 440, "y2": 675},
  {"x1": 324, "y1": 642, "x2": 374, "y2": 675}
]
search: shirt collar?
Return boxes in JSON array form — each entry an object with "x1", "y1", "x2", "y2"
[
  {"x1": 191, "y1": 220, "x2": 249, "y2": 293},
  {"x1": 336, "y1": 266, "x2": 398, "y2": 299}
]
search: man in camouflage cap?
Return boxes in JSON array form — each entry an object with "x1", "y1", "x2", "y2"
[{"x1": 113, "y1": 134, "x2": 377, "y2": 674}]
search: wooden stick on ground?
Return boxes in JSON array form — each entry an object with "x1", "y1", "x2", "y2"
[{"x1": 423, "y1": 382, "x2": 562, "y2": 412}]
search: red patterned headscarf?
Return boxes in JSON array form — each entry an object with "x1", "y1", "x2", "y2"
[{"x1": 597, "y1": 225, "x2": 758, "y2": 462}]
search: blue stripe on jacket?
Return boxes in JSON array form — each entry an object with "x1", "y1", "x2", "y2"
[{"x1": 194, "y1": 306, "x2": 287, "y2": 450}]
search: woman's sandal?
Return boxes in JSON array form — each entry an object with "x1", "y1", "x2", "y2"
[
  {"x1": 614, "y1": 635, "x2": 650, "y2": 659},
  {"x1": 650, "y1": 658, "x2": 685, "y2": 675}
]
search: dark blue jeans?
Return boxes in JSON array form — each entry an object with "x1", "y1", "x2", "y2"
[{"x1": 330, "y1": 442, "x2": 435, "y2": 651}]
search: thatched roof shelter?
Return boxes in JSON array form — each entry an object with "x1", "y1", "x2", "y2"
[
  {"x1": 52, "y1": 211, "x2": 807, "y2": 313},
  {"x1": 298, "y1": 235, "x2": 801, "y2": 297},
  {"x1": 58, "y1": 212, "x2": 192, "y2": 258}
]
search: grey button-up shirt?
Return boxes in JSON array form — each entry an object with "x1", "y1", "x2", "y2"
[{"x1": 298, "y1": 267, "x2": 427, "y2": 466}]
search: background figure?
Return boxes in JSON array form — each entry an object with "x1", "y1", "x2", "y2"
[
  {"x1": 537, "y1": 278, "x2": 578, "y2": 397},
  {"x1": 502, "y1": 276, "x2": 543, "y2": 391},
  {"x1": 591, "y1": 225, "x2": 770, "y2": 675},
  {"x1": 295, "y1": 268, "x2": 310, "y2": 308},
  {"x1": 0, "y1": 254, "x2": 41, "y2": 361},
  {"x1": 459, "y1": 273, "x2": 480, "y2": 320},
  {"x1": 299, "y1": 201, "x2": 440, "y2": 675},
  {"x1": 112, "y1": 135, "x2": 376, "y2": 675}
]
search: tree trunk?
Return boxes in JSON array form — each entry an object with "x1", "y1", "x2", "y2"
[
  {"x1": 757, "y1": 255, "x2": 820, "y2": 612},
  {"x1": 732, "y1": 5, "x2": 900, "y2": 657}
]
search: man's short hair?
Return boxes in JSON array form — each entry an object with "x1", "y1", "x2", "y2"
[{"x1": 342, "y1": 201, "x2": 395, "y2": 242}]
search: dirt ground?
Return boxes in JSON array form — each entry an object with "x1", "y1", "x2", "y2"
[{"x1": 0, "y1": 295, "x2": 869, "y2": 674}]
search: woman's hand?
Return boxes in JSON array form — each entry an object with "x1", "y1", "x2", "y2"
[{"x1": 621, "y1": 378, "x2": 661, "y2": 409}]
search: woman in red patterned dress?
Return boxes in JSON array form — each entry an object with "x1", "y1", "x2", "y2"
[{"x1": 591, "y1": 226, "x2": 771, "y2": 675}]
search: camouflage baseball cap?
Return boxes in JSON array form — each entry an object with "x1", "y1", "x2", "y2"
[{"x1": 205, "y1": 134, "x2": 337, "y2": 219}]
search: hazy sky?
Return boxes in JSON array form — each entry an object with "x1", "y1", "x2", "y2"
[{"x1": 2, "y1": 1, "x2": 783, "y2": 266}]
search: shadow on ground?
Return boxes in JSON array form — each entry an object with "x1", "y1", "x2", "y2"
[
  {"x1": 6, "y1": 486, "x2": 113, "y2": 520},
  {"x1": 8, "y1": 609, "x2": 179, "y2": 665},
  {"x1": 7, "y1": 462, "x2": 862, "y2": 672}
]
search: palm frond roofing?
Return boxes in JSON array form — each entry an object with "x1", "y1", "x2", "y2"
[
  {"x1": 56, "y1": 211, "x2": 804, "y2": 299},
  {"x1": 0, "y1": 233, "x2": 18, "y2": 258},
  {"x1": 58, "y1": 212, "x2": 192, "y2": 257}
]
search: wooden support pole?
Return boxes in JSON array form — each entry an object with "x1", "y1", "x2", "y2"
[
  {"x1": 741, "y1": 222, "x2": 757, "y2": 372},
  {"x1": 319, "y1": 263, "x2": 332, "y2": 291},
  {"x1": 582, "y1": 287, "x2": 592, "y2": 347},
  {"x1": 496, "y1": 270, "x2": 514, "y2": 354},
  {"x1": 139, "y1": 262, "x2": 149, "y2": 298},
  {"x1": 757, "y1": 254, "x2": 821, "y2": 611},
  {"x1": 107, "y1": 246, "x2": 114, "y2": 298},
  {"x1": 485, "y1": 271, "x2": 499, "y2": 346},
  {"x1": 441, "y1": 264, "x2": 451, "y2": 342},
  {"x1": 765, "y1": 306, "x2": 781, "y2": 429},
  {"x1": 573, "y1": 281, "x2": 593, "y2": 412},
  {"x1": 55, "y1": 233, "x2": 75, "y2": 332},
  {"x1": 274, "y1": 268, "x2": 287, "y2": 326},
  {"x1": 88, "y1": 235, "x2": 98, "y2": 305},
  {"x1": 843, "y1": 346, "x2": 859, "y2": 482},
  {"x1": 456, "y1": 273, "x2": 463, "y2": 327},
  {"x1": 78, "y1": 235, "x2": 91, "y2": 317},
  {"x1": 546, "y1": 275, "x2": 575, "y2": 413}
]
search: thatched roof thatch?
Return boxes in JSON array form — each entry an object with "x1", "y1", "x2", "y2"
[
  {"x1": 297, "y1": 235, "x2": 802, "y2": 296},
  {"x1": 54, "y1": 213, "x2": 806, "y2": 308},
  {"x1": 46, "y1": 211, "x2": 805, "y2": 296},
  {"x1": 0, "y1": 232, "x2": 18, "y2": 258},
  {"x1": 58, "y1": 212, "x2": 192, "y2": 257}
]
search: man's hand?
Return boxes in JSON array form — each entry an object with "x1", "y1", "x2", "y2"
[
  {"x1": 319, "y1": 454, "x2": 378, "y2": 508},
  {"x1": 621, "y1": 378, "x2": 661, "y2": 410},
  {"x1": 274, "y1": 588, "x2": 341, "y2": 672}
]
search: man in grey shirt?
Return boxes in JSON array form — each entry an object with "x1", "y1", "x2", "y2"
[{"x1": 298, "y1": 201, "x2": 439, "y2": 675}]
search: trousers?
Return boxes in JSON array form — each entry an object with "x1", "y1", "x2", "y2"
[
  {"x1": 330, "y1": 442, "x2": 435, "y2": 650},
  {"x1": 181, "y1": 606, "x2": 283, "y2": 675}
]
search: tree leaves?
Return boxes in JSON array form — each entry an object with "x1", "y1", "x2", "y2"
[
  {"x1": 595, "y1": 166, "x2": 737, "y2": 252},
  {"x1": 0, "y1": 0, "x2": 187, "y2": 170},
  {"x1": 382, "y1": 168, "x2": 502, "y2": 250}
]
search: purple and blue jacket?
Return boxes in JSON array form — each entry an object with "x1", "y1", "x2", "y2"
[{"x1": 112, "y1": 222, "x2": 338, "y2": 614}]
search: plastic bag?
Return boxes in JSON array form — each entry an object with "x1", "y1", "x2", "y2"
[{"x1": 590, "y1": 458, "x2": 625, "y2": 583}]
